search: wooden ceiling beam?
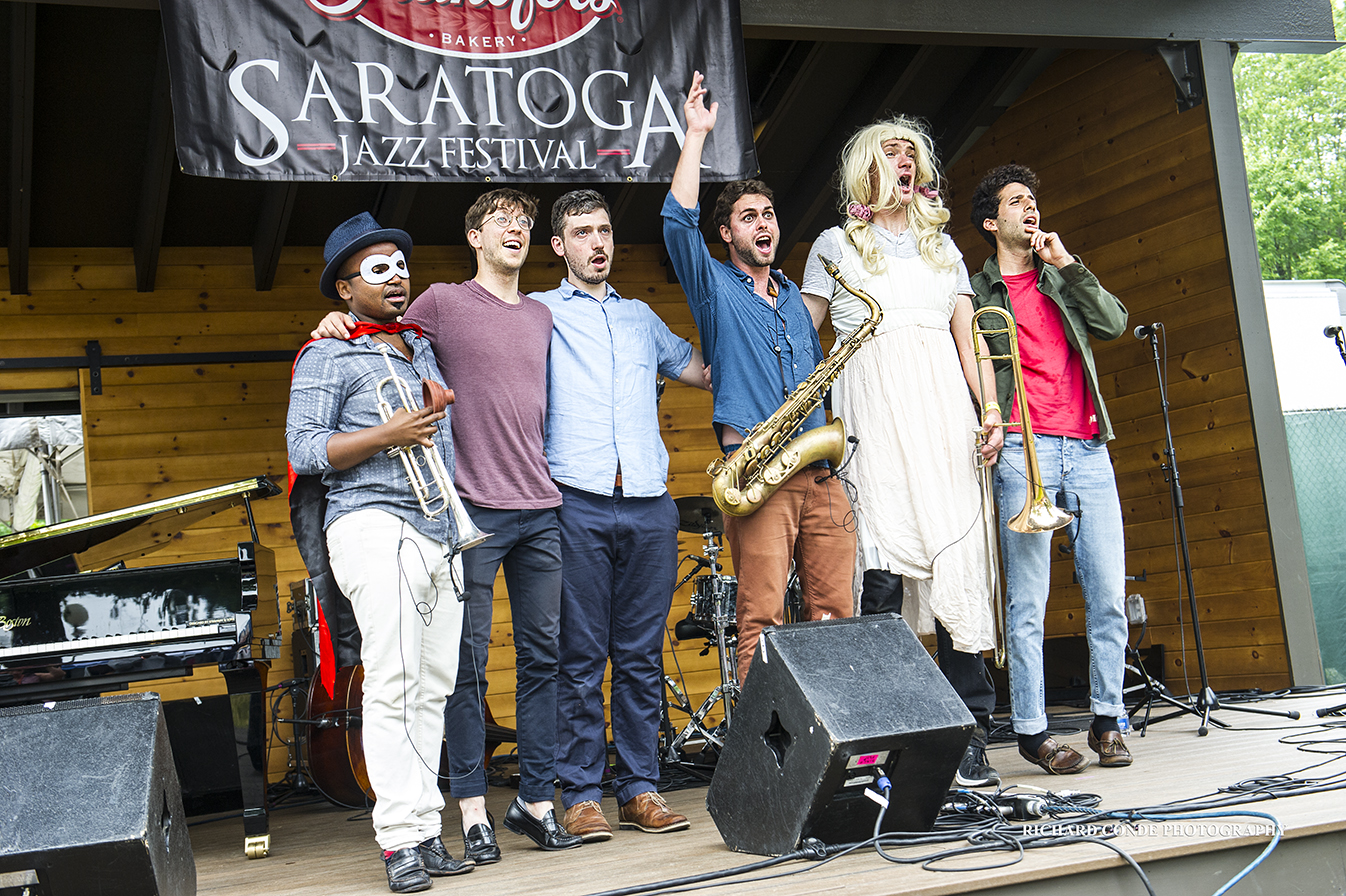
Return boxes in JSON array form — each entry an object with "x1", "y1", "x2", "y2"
[
  {"x1": 133, "y1": 41, "x2": 176, "y2": 293},
  {"x1": 774, "y1": 44, "x2": 934, "y2": 257},
  {"x1": 8, "y1": 2, "x2": 36, "y2": 296},
  {"x1": 252, "y1": 183, "x2": 298, "y2": 292},
  {"x1": 371, "y1": 183, "x2": 420, "y2": 230}
]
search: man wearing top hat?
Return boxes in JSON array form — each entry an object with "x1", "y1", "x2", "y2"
[{"x1": 287, "y1": 213, "x2": 474, "y2": 892}]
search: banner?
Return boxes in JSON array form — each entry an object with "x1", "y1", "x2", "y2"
[{"x1": 158, "y1": 0, "x2": 756, "y2": 183}]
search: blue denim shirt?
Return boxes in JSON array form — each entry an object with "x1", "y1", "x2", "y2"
[
  {"x1": 287, "y1": 331, "x2": 456, "y2": 545},
  {"x1": 532, "y1": 280, "x2": 693, "y2": 498},
  {"x1": 661, "y1": 192, "x2": 825, "y2": 445}
]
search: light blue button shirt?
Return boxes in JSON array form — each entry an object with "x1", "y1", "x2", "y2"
[{"x1": 532, "y1": 280, "x2": 694, "y2": 498}]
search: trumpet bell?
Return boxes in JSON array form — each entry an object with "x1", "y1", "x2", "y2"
[{"x1": 450, "y1": 505, "x2": 491, "y2": 553}]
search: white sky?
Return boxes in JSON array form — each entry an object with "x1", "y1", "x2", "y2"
[{"x1": 1263, "y1": 280, "x2": 1346, "y2": 411}]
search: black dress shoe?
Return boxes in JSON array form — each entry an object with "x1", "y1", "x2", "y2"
[
  {"x1": 383, "y1": 847, "x2": 431, "y2": 893},
  {"x1": 418, "y1": 835, "x2": 474, "y2": 876},
  {"x1": 503, "y1": 797, "x2": 582, "y2": 850},
  {"x1": 463, "y1": 810, "x2": 501, "y2": 865}
]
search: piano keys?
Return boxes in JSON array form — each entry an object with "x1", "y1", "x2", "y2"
[{"x1": 0, "y1": 543, "x2": 278, "y2": 696}]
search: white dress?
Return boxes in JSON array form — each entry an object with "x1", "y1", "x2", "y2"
[{"x1": 806, "y1": 226, "x2": 996, "y2": 653}]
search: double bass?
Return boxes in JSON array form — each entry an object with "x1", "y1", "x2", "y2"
[{"x1": 305, "y1": 667, "x2": 516, "y2": 809}]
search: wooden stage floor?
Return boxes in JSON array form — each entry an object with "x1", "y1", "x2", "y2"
[{"x1": 192, "y1": 690, "x2": 1346, "y2": 896}]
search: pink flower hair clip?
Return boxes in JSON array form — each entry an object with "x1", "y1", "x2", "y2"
[
  {"x1": 847, "y1": 202, "x2": 874, "y2": 222},
  {"x1": 915, "y1": 184, "x2": 940, "y2": 202}
]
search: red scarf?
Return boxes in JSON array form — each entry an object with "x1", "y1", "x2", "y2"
[{"x1": 347, "y1": 320, "x2": 424, "y2": 340}]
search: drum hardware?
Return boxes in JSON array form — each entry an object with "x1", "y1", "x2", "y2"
[{"x1": 664, "y1": 496, "x2": 740, "y2": 767}]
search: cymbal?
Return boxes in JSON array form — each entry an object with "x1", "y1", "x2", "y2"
[{"x1": 674, "y1": 495, "x2": 724, "y2": 535}]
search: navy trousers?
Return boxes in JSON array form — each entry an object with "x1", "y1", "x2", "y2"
[
  {"x1": 443, "y1": 502, "x2": 563, "y2": 803},
  {"x1": 554, "y1": 484, "x2": 678, "y2": 808}
]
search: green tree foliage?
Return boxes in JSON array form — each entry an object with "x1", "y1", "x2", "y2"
[{"x1": 1235, "y1": 0, "x2": 1346, "y2": 281}]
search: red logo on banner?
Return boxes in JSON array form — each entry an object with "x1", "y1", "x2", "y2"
[{"x1": 305, "y1": 0, "x2": 622, "y2": 58}]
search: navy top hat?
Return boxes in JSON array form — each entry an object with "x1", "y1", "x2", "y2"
[{"x1": 320, "y1": 212, "x2": 413, "y2": 300}]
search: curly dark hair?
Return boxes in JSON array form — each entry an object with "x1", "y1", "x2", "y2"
[
  {"x1": 464, "y1": 188, "x2": 539, "y2": 239},
  {"x1": 712, "y1": 179, "x2": 775, "y2": 245},
  {"x1": 550, "y1": 189, "x2": 610, "y2": 238},
  {"x1": 969, "y1": 164, "x2": 1039, "y2": 246}
]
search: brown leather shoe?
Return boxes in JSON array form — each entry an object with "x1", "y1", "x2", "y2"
[
  {"x1": 562, "y1": 800, "x2": 613, "y2": 842},
  {"x1": 1019, "y1": 736, "x2": 1091, "y2": 775},
  {"x1": 618, "y1": 792, "x2": 690, "y2": 833},
  {"x1": 1087, "y1": 728, "x2": 1134, "y2": 767}
]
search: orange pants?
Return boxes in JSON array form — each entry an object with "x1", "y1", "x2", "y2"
[{"x1": 724, "y1": 469, "x2": 856, "y2": 683}]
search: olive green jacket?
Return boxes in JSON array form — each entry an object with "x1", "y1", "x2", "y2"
[{"x1": 969, "y1": 254, "x2": 1128, "y2": 442}]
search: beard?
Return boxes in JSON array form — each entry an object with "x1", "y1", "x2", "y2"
[
  {"x1": 730, "y1": 231, "x2": 776, "y2": 268},
  {"x1": 564, "y1": 247, "x2": 608, "y2": 285}
]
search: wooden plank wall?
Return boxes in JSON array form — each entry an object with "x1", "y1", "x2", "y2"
[
  {"x1": 0, "y1": 48, "x2": 1293, "y2": 789},
  {"x1": 0, "y1": 241, "x2": 727, "y2": 782},
  {"x1": 945, "y1": 49, "x2": 1289, "y2": 692}
]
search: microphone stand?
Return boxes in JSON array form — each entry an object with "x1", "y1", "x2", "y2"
[
  {"x1": 1135, "y1": 324, "x2": 1299, "y2": 734},
  {"x1": 1327, "y1": 326, "x2": 1346, "y2": 367}
]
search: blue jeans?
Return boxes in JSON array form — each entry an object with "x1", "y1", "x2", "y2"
[
  {"x1": 995, "y1": 433, "x2": 1128, "y2": 735},
  {"x1": 554, "y1": 484, "x2": 678, "y2": 808},
  {"x1": 442, "y1": 503, "x2": 562, "y2": 803}
]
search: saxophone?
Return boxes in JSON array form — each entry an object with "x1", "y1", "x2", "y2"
[{"x1": 708, "y1": 255, "x2": 883, "y2": 516}]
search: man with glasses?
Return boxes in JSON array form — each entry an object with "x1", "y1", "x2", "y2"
[{"x1": 314, "y1": 188, "x2": 581, "y2": 862}]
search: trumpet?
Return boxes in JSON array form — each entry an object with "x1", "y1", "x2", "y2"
[
  {"x1": 971, "y1": 305, "x2": 1075, "y2": 667},
  {"x1": 375, "y1": 344, "x2": 490, "y2": 557}
]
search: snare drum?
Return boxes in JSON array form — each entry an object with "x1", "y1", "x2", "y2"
[{"x1": 691, "y1": 574, "x2": 737, "y2": 630}]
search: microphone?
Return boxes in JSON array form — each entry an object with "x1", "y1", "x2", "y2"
[
  {"x1": 1325, "y1": 326, "x2": 1343, "y2": 338},
  {"x1": 1133, "y1": 323, "x2": 1161, "y2": 339}
]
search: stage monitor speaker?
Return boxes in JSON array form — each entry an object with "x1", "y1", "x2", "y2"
[
  {"x1": 706, "y1": 614, "x2": 973, "y2": 856},
  {"x1": 0, "y1": 693, "x2": 196, "y2": 896}
]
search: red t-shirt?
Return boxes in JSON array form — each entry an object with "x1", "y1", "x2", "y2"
[{"x1": 1002, "y1": 270, "x2": 1098, "y2": 440}]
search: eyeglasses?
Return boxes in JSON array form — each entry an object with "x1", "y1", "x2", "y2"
[{"x1": 482, "y1": 211, "x2": 534, "y2": 232}]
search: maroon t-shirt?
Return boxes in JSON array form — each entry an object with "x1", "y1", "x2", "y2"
[
  {"x1": 402, "y1": 281, "x2": 560, "y2": 509},
  {"x1": 1002, "y1": 270, "x2": 1098, "y2": 440}
]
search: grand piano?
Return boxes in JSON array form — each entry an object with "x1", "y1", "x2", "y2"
[{"x1": 0, "y1": 476, "x2": 283, "y2": 859}]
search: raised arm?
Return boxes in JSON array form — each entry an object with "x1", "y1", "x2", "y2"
[{"x1": 669, "y1": 70, "x2": 717, "y2": 210}]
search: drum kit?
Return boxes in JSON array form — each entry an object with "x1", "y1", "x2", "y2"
[
  {"x1": 663, "y1": 495, "x2": 738, "y2": 766},
  {"x1": 661, "y1": 496, "x2": 804, "y2": 769}
]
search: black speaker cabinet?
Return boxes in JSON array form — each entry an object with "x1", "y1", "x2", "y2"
[
  {"x1": 706, "y1": 614, "x2": 973, "y2": 856},
  {"x1": 0, "y1": 693, "x2": 196, "y2": 896}
]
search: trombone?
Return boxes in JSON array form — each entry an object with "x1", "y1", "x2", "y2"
[
  {"x1": 971, "y1": 305, "x2": 1075, "y2": 667},
  {"x1": 375, "y1": 344, "x2": 490, "y2": 557}
]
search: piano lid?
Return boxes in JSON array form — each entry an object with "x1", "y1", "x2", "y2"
[{"x1": 0, "y1": 476, "x2": 282, "y2": 579}]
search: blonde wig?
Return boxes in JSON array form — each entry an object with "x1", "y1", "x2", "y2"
[{"x1": 838, "y1": 117, "x2": 955, "y2": 275}]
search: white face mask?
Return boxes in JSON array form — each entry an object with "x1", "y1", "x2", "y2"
[{"x1": 358, "y1": 249, "x2": 408, "y2": 285}]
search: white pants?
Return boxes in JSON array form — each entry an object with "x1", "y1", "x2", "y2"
[{"x1": 327, "y1": 509, "x2": 463, "y2": 852}]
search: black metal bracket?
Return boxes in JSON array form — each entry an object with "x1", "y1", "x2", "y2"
[
  {"x1": 86, "y1": 340, "x2": 103, "y2": 395},
  {"x1": 1157, "y1": 42, "x2": 1204, "y2": 112}
]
